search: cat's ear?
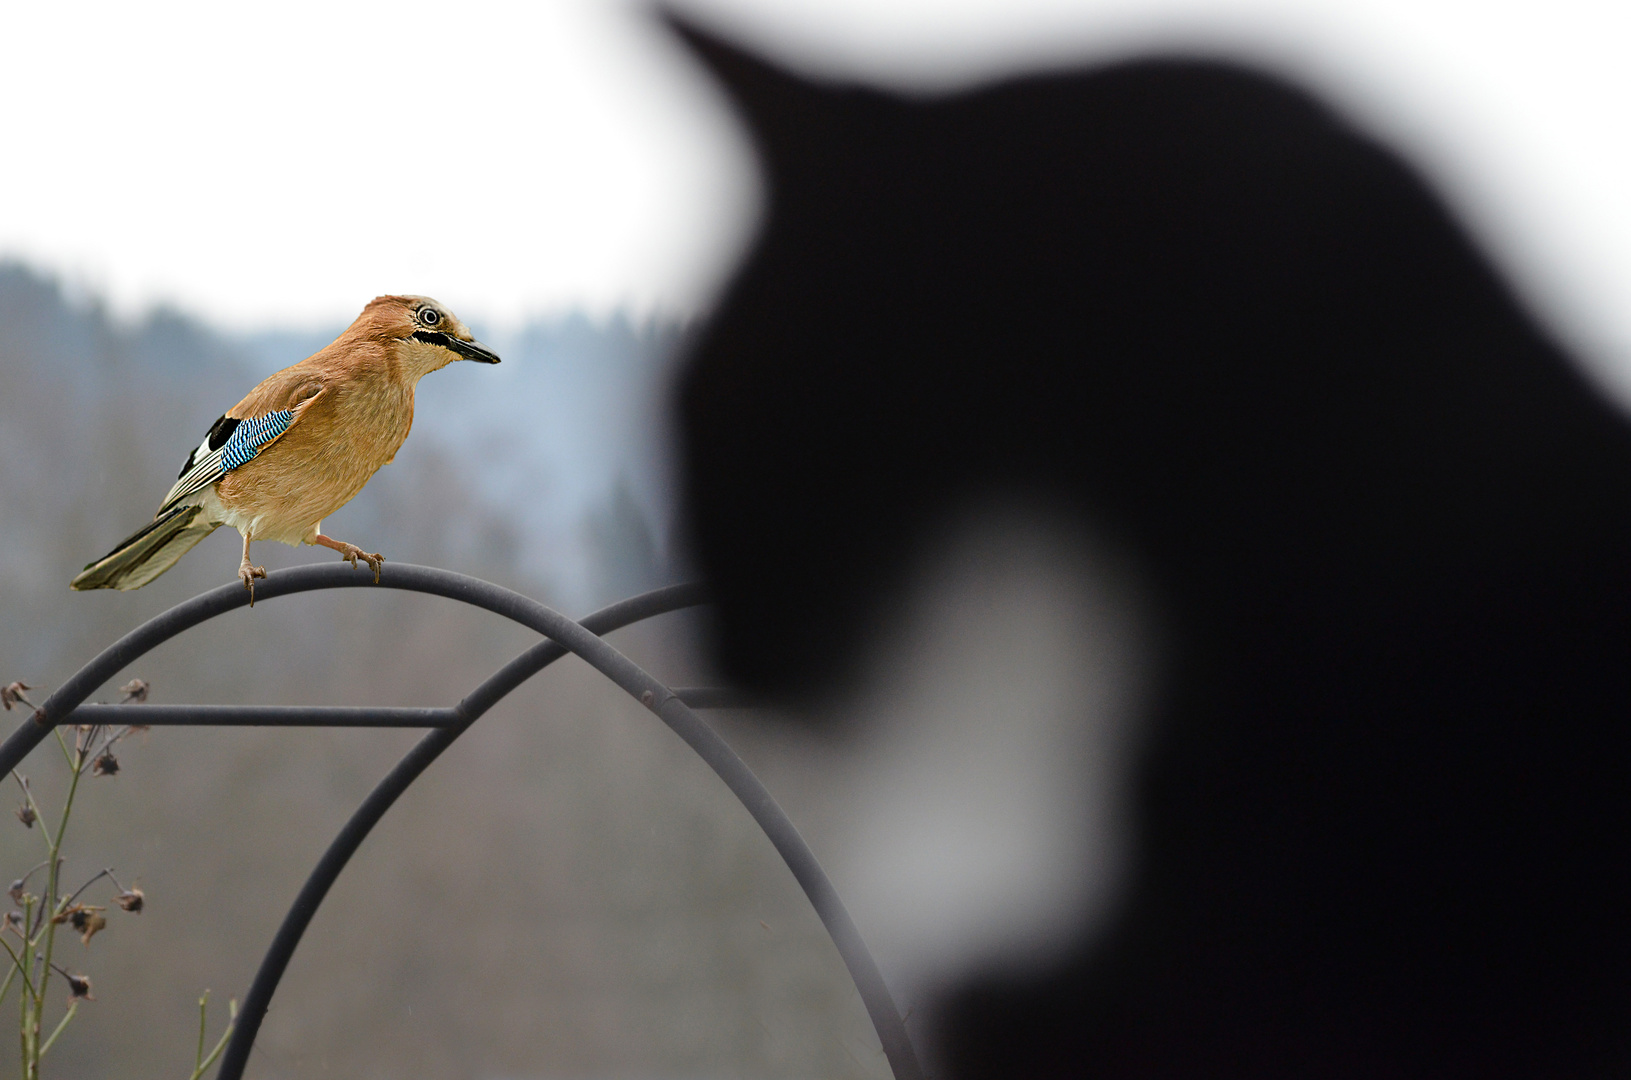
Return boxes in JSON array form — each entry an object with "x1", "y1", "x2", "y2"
[{"x1": 662, "y1": 10, "x2": 842, "y2": 180}]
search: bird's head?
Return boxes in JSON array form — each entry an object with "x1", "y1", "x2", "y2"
[{"x1": 363, "y1": 294, "x2": 501, "y2": 377}]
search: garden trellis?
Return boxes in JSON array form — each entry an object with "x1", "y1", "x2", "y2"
[{"x1": 0, "y1": 564, "x2": 923, "y2": 1080}]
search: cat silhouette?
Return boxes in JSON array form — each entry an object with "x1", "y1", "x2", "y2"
[{"x1": 670, "y1": 17, "x2": 1631, "y2": 1077}]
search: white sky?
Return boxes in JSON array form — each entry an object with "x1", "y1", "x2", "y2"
[{"x1": 5, "y1": 0, "x2": 1631, "y2": 390}]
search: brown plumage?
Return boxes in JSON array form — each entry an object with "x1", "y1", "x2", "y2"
[{"x1": 71, "y1": 295, "x2": 500, "y2": 602}]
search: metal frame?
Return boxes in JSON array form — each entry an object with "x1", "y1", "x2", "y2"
[{"x1": 0, "y1": 564, "x2": 923, "y2": 1080}]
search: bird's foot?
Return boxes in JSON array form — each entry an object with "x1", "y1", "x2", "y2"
[
  {"x1": 238, "y1": 561, "x2": 267, "y2": 606},
  {"x1": 312, "y1": 533, "x2": 386, "y2": 583},
  {"x1": 337, "y1": 544, "x2": 385, "y2": 583}
]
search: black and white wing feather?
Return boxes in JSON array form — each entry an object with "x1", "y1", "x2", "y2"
[
  {"x1": 160, "y1": 410, "x2": 295, "y2": 511},
  {"x1": 71, "y1": 408, "x2": 297, "y2": 591}
]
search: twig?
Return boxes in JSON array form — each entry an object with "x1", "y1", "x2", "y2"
[
  {"x1": 189, "y1": 995, "x2": 238, "y2": 1080},
  {"x1": 57, "y1": 869, "x2": 112, "y2": 913},
  {"x1": 10, "y1": 774, "x2": 54, "y2": 850},
  {"x1": 72, "y1": 724, "x2": 101, "y2": 762},
  {"x1": 36, "y1": 1000, "x2": 76, "y2": 1057},
  {"x1": 86, "y1": 731, "x2": 120, "y2": 762},
  {"x1": 195, "y1": 990, "x2": 208, "y2": 1074},
  {"x1": 50, "y1": 728, "x2": 75, "y2": 772},
  {"x1": 8, "y1": 858, "x2": 60, "y2": 903},
  {"x1": 6, "y1": 677, "x2": 151, "y2": 1072},
  {"x1": 0, "y1": 934, "x2": 38, "y2": 1003},
  {"x1": 33, "y1": 734, "x2": 91, "y2": 1029}
]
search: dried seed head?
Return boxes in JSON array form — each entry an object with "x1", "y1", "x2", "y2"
[
  {"x1": 15, "y1": 803, "x2": 36, "y2": 828},
  {"x1": 76, "y1": 911, "x2": 107, "y2": 945},
  {"x1": 7, "y1": 879, "x2": 23, "y2": 903},
  {"x1": 55, "y1": 904, "x2": 108, "y2": 944},
  {"x1": 115, "y1": 887, "x2": 145, "y2": 913},
  {"x1": 92, "y1": 751, "x2": 119, "y2": 777},
  {"x1": 65, "y1": 972, "x2": 93, "y2": 1000},
  {"x1": 3, "y1": 911, "x2": 22, "y2": 933},
  {"x1": 118, "y1": 679, "x2": 149, "y2": 703},
  {"x1": 1, "y1": 681, "x2": 32, "y2": 710},
  {"x1": 56, "y1": 903, "x2": 91, "y2": 924}
]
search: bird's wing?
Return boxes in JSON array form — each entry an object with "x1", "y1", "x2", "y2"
[{"x1": 158, "y1": 373, "x2": 328, "y2": 512}]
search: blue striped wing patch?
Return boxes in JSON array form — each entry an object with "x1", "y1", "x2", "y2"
[
  {"x1": 160, "y1": 408, "x2": 295, "y2": 511},
  {"x1": 220, "y1": 410, "x2": 293, "y2": 470}
]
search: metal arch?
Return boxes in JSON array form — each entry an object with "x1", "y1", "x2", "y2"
[{"x1": 0, "y1": 565, "x2": 923, "y2": 1080}]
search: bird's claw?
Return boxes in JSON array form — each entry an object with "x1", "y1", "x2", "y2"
[
  {"x1": 338, "y1": 545, "x2": 385, "y2": 583},
  {"x1": 239, "y1": 563, "x2": 267, "y2": 606}
]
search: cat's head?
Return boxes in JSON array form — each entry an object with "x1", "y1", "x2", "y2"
[{"x1": 668, "y1": 15, "x2": 1557, "y2": 698}]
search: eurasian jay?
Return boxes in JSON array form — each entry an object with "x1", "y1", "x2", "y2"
[{"x1": 71, "y1": 295, "x2": 500, "y2": 602}]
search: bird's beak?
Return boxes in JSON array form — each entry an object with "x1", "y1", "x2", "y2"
[{"x1": 450, "y1": 337, "x2": 501, "y2": 364}]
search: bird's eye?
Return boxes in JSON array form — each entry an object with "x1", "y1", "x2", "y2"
[{"x1": 419, "y1": 307, "x2": 441, "y2": 327}]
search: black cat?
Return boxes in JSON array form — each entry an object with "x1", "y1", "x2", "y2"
[{"x1": 670, "y1": 17, "x2": 1631, "y2": 1077}]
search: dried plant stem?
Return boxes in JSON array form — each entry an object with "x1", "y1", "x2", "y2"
[
  {"x1": 0, "y1": 935, "x2": 37, "y2": 1004},
  {"x1": 58, "y1": 869, "x2": 112, "y2": 912},
  {"x1": 49, "y1": 729, "x2": 74, "y2": 773},
  {"x1": 19, "y1": 891, "x2": 35, "y2": 1068},
  {"x1": 10, "y1": 774, "x2": 54, "y2": 851},
  {"x1": 18, "y1": 725, "x2": 92, "y2": 1078},
  {"x1": 195, "y1": 992, "x2": 207, "y2": 1073},
  {"x1": 85, "y1": 726, "x2": 133, "y2": 765},
  {"x1": 36, "y1": 1001, "x2": 75, "y2": 1058},
  {"x1": 10, "y1": 896, "x2": 38, "y2": 1071},
  {"x1": 11, "y1": 859, "x2": 59, "y2": 898},
  {"x1": 5, "y1": 675, "x2": 158, "y2": 1077},
  {"x1": 188, "y1": 993, "x2": 237, "y2": 1080}
]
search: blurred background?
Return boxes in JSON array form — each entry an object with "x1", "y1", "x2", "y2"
[{"x1": 4, "y1": 0, "x2": 1631, "y2": 1076}]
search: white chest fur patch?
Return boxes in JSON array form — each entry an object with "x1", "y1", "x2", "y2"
[{"x1": 809, "y1": 504, "x2": 1154, "y2": 1023}]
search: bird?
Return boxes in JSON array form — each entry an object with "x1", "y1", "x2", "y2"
[{"x1": 71, "y1": 294, "x2": 500, "y2": 603}]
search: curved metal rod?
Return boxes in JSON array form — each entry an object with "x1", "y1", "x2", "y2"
[
  {"x1": 218, "y1": 570, "x2": 922, "y2": 1080},
  {"x1": 0, "y1": 564, "x2": 921, "y2": 1080},
  {"x1": 59, "y1": 690, "x2": 749, "y2": 727},
  {"x1": 64, "y1": 704, "x2": 461, "y2": 727},
  {"x1": 217, "y1": 579, "x2": 714, "y2": 1080}
]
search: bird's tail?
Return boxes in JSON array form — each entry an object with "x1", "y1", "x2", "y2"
[{"x1": 71, "y1": 504, "x2": 219, "y2": 591}]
